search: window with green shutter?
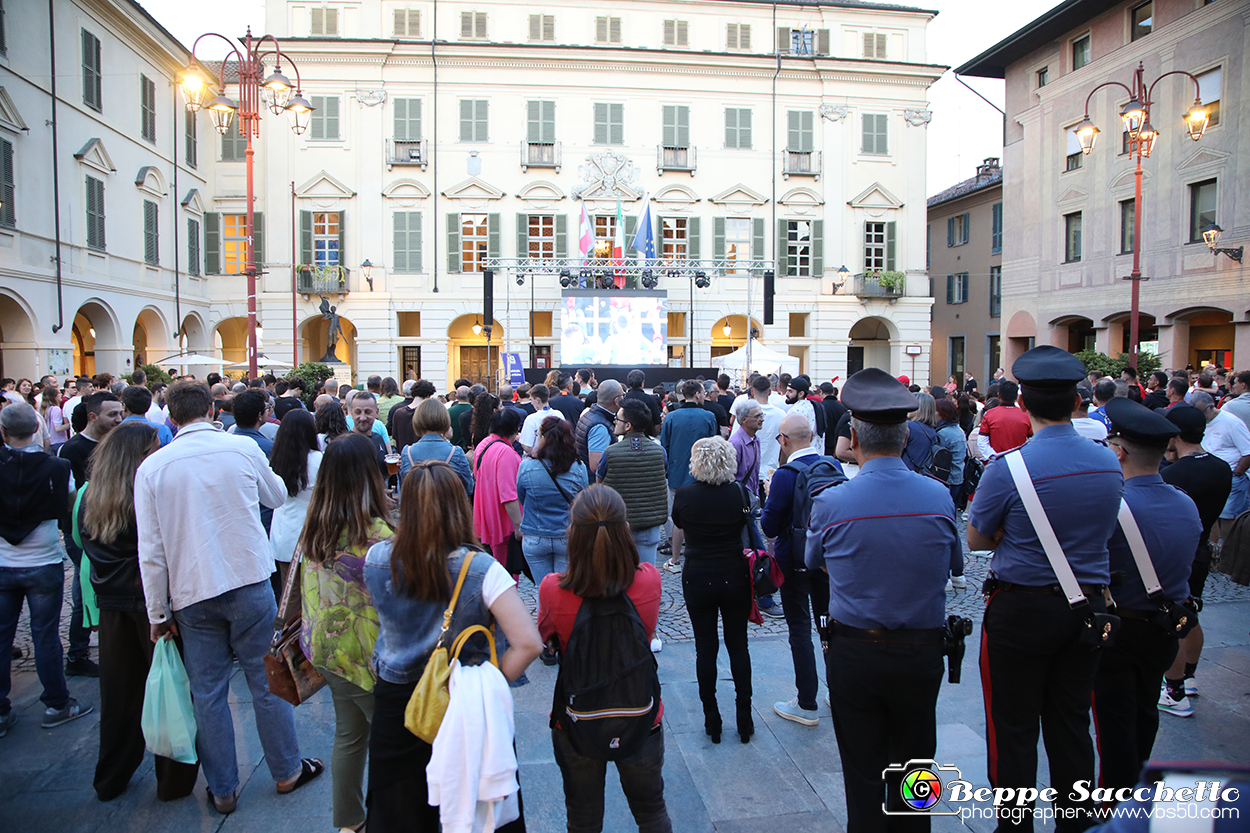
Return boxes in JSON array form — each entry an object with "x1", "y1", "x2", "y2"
[
  {"x1": 991, "y1": 203, "x2": 1003, "y2": 254},
  {"x1": 221, "y1": 129, "x2": 246, "y2": 162},
  {"x1": 528, "y1": 14, "x2": 555, "y2": 42},
  {"x1": 725, "y1": 108, "x2": 751, "y2": 149},
  {"x1": 787, "y1": 110, "x2": 813, "y2": 152},
  {"x1": 82, "y1": 29, "x2": 102, "y2": 111},
  {"x1": 185, "y1": 111, "x2": 198, "y2": 168},
  {"x1": 460, "y1": 11, "x2": 487, "y2": 39},
  {"x1": 187, "y1": 218, "x2": 200, "y2": 276},
  {"x1": 0, "y1": 138, "x2": 13, "y2": 229},
  {"x1": 593, "y1": 103, "x2": 624, "y2": 145},
  {"x1": 393, "y1": 211, "x2": 422, "y2": 273},
  {"x1": 86, "y1": 176, "x2": 105, "y2": 250},
  {"x1": 143, "y1": 200, "x2": 158, "y2": 265},
  {"x1": 459, "y1": 99, "x2": 488, "y2": 142},
  {"x1": 311, "y1": 95, "x2": 340, "y2": 141},
  {"x1": 393, "y1": 8, "x2": 420, "y2": 37},
  {"x1": 663, "y1": 20, "x2": 688, "y2": 47},
  {"x1": 204, "y1": 213, "x2": 219, "y2": 273},
  {"x1": 523, "y1": 214, "x2": 557, "y2": 259},
  {"x1": 662, "y1": 105, "x2": 690, "y2": 149},
  {"x1": 141, "y1": 75, "x2": 156, "y2": 143},
  {"x1": 595, "y1": 17, "x2": 621, "y2": 44},
  {"x1": 394, "y1": 98, "x2": 422, "y2": 141},
  {"x1": 527, "y1": 101, "x2": 556, "y2": 143},
  {"x1": 862, "y1": 113, "x2": 888, "y2": 155}
]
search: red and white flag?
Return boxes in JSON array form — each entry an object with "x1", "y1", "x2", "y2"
[
  {"x1": 577, "y1": 200, "x2": 594, "y2": 265},
  {"x1": 612, "y1": 197, "x2": 626, "y2": 287}
]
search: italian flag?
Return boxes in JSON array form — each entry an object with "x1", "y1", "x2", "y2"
[{"x1": 612, "y1": 197, "x2": 626, "y2": 287}]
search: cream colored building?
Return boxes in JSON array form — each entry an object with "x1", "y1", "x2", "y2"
[
  {"x1": 957, "y1": 0, "x2": 1246, "y2": 374},
  {"x1": 1, "y1": 0, "x2": 945, "y2": 390}
]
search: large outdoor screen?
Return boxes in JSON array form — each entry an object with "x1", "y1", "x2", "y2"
[{"x1": 560, "y1": 290, "x2": 668, "y2": 366}]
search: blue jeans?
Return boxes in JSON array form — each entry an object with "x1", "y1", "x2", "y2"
[
  {"x1": 173, "y1": 580, "x2": 302, "y2": 796},
  {"x1": 1220, "y1": 473, "x2": 1250, "y2": 520},
  {"x1": 778, "y1": 565, "x2": 830, "y2": 711},
  {"x1": 632, "y1": 525, "x2": 661, "y2": 568},
  {"x1": 523, "y1": 535, "x2": 569, "y2": 589},
  {"x1": 0, "y1": 563, "x2": 70, "y2": 714}
]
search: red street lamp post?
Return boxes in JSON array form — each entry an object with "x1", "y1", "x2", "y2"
[
  {"x1": 1073, "y1": 61, "x2": 1208, "y2": 370},
  {"x1": 180, "y1": 28, "x2": 313, "y2": 379}
]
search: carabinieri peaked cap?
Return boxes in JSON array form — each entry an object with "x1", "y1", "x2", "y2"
[
  {"x1": 1011, "y1": 345, "x2": 1088, "y2": 390},
  {"x1": 840, "y1": 367, "x2": 917, "y2": 424},
  {"x1": 1105, "y1": 396, "x2": 1180, "y2": 447}
]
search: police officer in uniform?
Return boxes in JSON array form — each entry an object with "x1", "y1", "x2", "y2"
[
  {"x1": 1093, "y1": 397, "x2": 1201, "y2": 794},
  {"x1": 968, "y1": 345, "x2": 1123, "y2": 832},
  {"x1": 806, "y1": 368, "x2": 958, "y2": 832}
]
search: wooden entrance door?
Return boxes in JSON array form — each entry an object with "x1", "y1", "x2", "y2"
[{"x1": 460, "y1": 346, "x2": 499, "y2": 390}]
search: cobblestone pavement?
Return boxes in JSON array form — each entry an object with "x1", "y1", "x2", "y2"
[{"x1": 15, "y1": 515, "x2": 1250, "y2": 668}]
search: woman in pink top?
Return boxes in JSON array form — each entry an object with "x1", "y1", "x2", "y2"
[{"x1": 472, "y1": 407, "x2": 524, "y2": 567}]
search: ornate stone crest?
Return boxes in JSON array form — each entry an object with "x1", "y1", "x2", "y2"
[
  {"x1": 356, "y1": 90, "x2": 388, "y2": 107},
  {"x1": 819, "y1": 104, "x2": 848, "y2": 122},
  {"x1": 572, "y1": 150, "x2": 643, "y2": 200},
  {"x1": 904, "y1": 109, "x2": 933, "y2": 127}
]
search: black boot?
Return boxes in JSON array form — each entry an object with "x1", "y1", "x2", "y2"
[
  {"x1": 704, "y1": 703, "x2": 722, "y2": 744},
  {"x1": 736, "y1": 702, "x2": 754, "y2": 744}
]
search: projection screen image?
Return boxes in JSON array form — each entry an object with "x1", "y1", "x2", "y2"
[{"x1": 560, "y1": 291, "x2": 668, "y2": 366}]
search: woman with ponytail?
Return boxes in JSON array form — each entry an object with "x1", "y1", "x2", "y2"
[{"x1": 538, "y1": 484, "x2": 670, "y2": 832}]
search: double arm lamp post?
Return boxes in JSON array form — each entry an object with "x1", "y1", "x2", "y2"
[{"x1": 1073, "y1": 61, "x2": 1210, "y2": 370}]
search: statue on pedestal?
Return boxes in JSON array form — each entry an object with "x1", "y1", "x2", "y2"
[{"x1": 318, "y1": 295, "x2": 343, "y2": 363}]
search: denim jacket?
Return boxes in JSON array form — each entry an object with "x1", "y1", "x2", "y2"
[
  {"x1": 364, "y1": 542, "x2": 496, "y2": 684},
  {"x1": 515, "y1": 458, "x2": 587, "y2": 537},
  {"x1": 399, "y1": 434, "x2": 475, "y2": 496}
]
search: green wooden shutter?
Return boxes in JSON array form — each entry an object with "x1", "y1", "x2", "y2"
[
  {"x1": 712, "y1": 216, "x2": 726, "y2": 260},
  {"x1": 961, "y1": 212, "x2": 970, "y2": 245},
  {"x1": 555, "y1": 214, "x2": 568, "y2": 258},
  {"x1": 394, "y1": 98, "x2": 422, "y2": 140},
  {"x1": 610, "y1": 104, "x2": 623, "y2": 145},
  {"x1": 542, "y1": 101, "x2": 555, "y2": 142},
  {"x1": 886, "y1": 221, "x2": 896, "y2": 270},
  {"x1": 335, "y1": 211, "x2": 343, "y2": 267},
  {"x1": 687, "y1": 216, "x2": 700, "y2": 259},
  {"x1": 0, "y1": 139, "x2": 14, "y2": 227},
  {"x1": 526, "y1": 102, "x2": 541, "y2": 143},
  {"x1": 410, "y1": 212, "x2": 422, "y2": 271},
  {"x1": 946, "y1": 275, "x2": 954, "y2": 304},
  {"x1": 187, "y1": 218, "x2": 200, "y2": 276},
  {"x1": 811, "y1": 219, "x2": 823, "y2": 276},
  {"x1": 476, "y1": 100, "x2": 488, "y2": 141},
  {"x1": 787, "y1": 111, "x2": 801, "y2": 151},
  {"x1": 253, "y1": 211, "x2": 265, "y2": 270},
  {"x1": 393, "y1": 212, "x2": 408, "y2": 272},
  {"x1": 740, "y1": 109, "x2": 752, "y2": 149},
  {"x1": 947, "y1": 217, "x2": 954, "y2": 247},
  {"x1": 776, "y1": 26, "x2": 789, "y2": 54},
  {"x1": 310, "y1": 96, "x2": 324, "y2": 141},
  {"x1": 144, "y1": 201, "x2": 158, "y2": 264},
  {"x1": 777, "y1": 219, "x2": 789, "y2": 276},
  {"x1": 205, "y1": 212, "x2": 220, "y2": 274},
  {"x1": 487, "y1": 213, "x2": 500, "y2": 260},
  {"x1": 800, "y1": 112, "x2": 813, "y2": 152},
  {"x1": 662, "y1": 106, "x2": 675, "y2": 147},
  {"x1": 816, "y1": 29, "x2": 830, "y2": 55},
  {"x1": 516, "y1": 213, "x2": 529, "y2": 257},
  {"x1": 325, "y1": 96, "x2": 339, "y2": 140},
  {"x1": 593, "y1": 103, "x2": 608, "y2": 145},
  {"x1": 459, "y1": 100, "x2": 473, "y2": 141},
  {"x1": 677, "y1": 106, "x2": 689, "y2": 148},
  {"x1": 447, "y1": 213, "x2": 461, "y2": 272},
  {"x1": 300, "y1": 211, "x2": 313, "y2": 265},
  {"x1": 752, "y1": 218, "x2": 765, "y2": 264},
  {"x1": 725, "y1": 108, "x2": 736, "y2": 148}
]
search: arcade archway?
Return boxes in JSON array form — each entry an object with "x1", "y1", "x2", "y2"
[
  {"x1": 448, "y1": 315, "x2": 504, "y2": 392},
  {"x1": 710, "y1": 315, "x2": 765, "y2": 360},
  {"x1": 132, "y1": 307, "x2": 170, "y2": 371},
  {"x1": 71, "y1": 300, "x2": 121, "y2": 378},
  {"x1": 301, "y1": 313, "x2": 358, "y2": 368},
  {"x1": 0, "y1": 291, "x2": 39, "y2": 380},
  {"x1": 847, "y1": 316, "x2": 899, "y2": 376}
]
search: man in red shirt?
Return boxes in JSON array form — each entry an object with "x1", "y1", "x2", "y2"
[{"x1": 977, "y1": 379, "x2": 1032, "y2": 458}]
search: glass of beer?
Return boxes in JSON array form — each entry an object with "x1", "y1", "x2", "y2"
[{"x1": 385, "y1": 453, "x2": 400, "y2": 478}]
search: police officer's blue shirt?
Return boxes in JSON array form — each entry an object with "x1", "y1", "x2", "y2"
[
  {"x1": 969, "y1": 423, "x2": 1122, "y2": 587},
  {"x1": 804, "y1": 455, "x2": 954, "y2": 630},
  {"x1": 1110, "y1": 474, "x2": 1201, "y2": 609}
]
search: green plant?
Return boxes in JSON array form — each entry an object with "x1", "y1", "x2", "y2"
[
  {"x1": 1073, "y1": 349, "x2": 1161, "y2": 379},
  {"x1": 287, "y1": 361, "x2": 336, "y2": 394},
  {"x1": 874, "y1": 270, "x2": 906, "y2": 292},
  {"x1": 132, "y1": 364, "x2": 173, "y2": 390}
]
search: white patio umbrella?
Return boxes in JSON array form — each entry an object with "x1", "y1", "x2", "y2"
[
  {"x1": 151, "y1": 351, "x2": 225, "y2": 368},
  {"x1": 225, "y1": 354, "x2": 291, "y2": 371}
]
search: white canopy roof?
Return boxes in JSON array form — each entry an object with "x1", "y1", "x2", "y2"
[{"x1": 710, "y1": 339, "x2": 800, "y2": 381}]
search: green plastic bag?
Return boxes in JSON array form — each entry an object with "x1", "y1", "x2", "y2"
[{"x1": 141, "y1": 637, "x2": 199, "y2": 764}]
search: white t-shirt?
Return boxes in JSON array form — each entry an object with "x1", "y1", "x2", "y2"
[
  {"x1": 757, "y1": 402, "x2": 787, "y2": 477},
  {"x1": 61, "y1": 395, "x2": 84, "y2": 434},
  {"x1": 1204, "y1": 410, "x2": 1250, "y2": 470},
  {"x1": 519, "y1": 406, "x2": 564, "y2": 452},
  {"x1": 1071, "y1": 417, "x2": 1108, "y2": 441},
  {"x1": 480, "y1": 557, "x2": 516, "y2": 606}
]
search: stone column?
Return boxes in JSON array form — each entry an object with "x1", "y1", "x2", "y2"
[{"x1": 1155, "y1": 321, "x2": 1189, "y2": 372}]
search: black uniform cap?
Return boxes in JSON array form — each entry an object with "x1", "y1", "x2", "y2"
[
  {"x1": 1105, "y1": 397, "x2": 1179, "y2": 447},
  {"x1": 1164, "y1": 404, "x2": 1206, "y2": 444},
  {"x1": 841, "y1": 367, "x2": 917, "y2": 424},
  {"x1": 1011, "y1": 345, "x2": 1087, "y2": 390}
]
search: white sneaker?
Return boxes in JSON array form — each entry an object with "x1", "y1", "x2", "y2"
[
  {"x1": 773, "y1": 698, "x2": 819, "y2": 726},
  {"x1": 650, "y1": 637, "x2": 663, "y2": 653},
  {"x1": 1158, "y1": 686, "x2": 1194, "y2": 717},
  {"x1": 950, "y1": 576, "x2": 968, "y2": 589},
  {"x1": 1184, "y1": 676, "x2": 1198, "y2": 697}
]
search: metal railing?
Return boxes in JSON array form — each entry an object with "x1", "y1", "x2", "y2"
[
  {"x1": 386, "y1": 139, "x2": 426, "y2": 167},
  {"x1": 297, "y1": 265, "x2": 351, "y2": 294},
  {"x1": 657, "y1": 145, "x2": 696, "y2": 173},
  {"x1": 853, "y1": 273, "x2": 905, "y2": 298},
  {"x1": 520, "y1": 140, "x2": 561, "y2": 171},
  {"x1": 783, "y1": 150, "x2": 821, "y2": 177},
  {"x1": 482, "y1": 256, "x2": 774, "y2": 280}
]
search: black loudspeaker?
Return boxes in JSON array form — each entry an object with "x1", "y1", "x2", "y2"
[
  {"x1": 763, "y1": 270, "x2": 774, "y2": 325},
  {"x1": 483, "y1": 269, "x2": 494, "y2": 330}
]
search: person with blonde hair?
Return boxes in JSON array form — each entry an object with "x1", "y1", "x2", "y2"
[{"x1": 671, "y1": 436, "x2": 753, "y2": 743}]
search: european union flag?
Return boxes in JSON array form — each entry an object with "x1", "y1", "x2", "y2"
[{"x1": 630, "y1": 203, "x2": 656, "y2": 260}]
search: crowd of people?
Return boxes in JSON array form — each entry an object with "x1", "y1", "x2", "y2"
[{"x1": 0, "y1": 352, "x2": 1245, "y2": 831}]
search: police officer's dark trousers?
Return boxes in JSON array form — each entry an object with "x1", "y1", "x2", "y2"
[
  {"x1": 1091, "y1": 617, "x2": 1178, "y2": 792},
  {"x1": 779, "y1": 565, "x2": 829, "y2": 710},
  {"x1": 981, "y1": 590, "x2": 1103, "y2": 832},
  {"x1": 827, "y1": 631, "x2": 943, "y2": 833}
]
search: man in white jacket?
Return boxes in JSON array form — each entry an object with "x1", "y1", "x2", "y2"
[{"x1": 137, "y1": 381, "x2": 321, "y2": 814}]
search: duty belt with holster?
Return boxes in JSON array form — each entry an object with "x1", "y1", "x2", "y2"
[
  {"x1": 819, "y1": 616, "x2": 973, "y2": 684},
  {"x1": 1108, "y1": 499, "x2": 1198, "y2": 639}
]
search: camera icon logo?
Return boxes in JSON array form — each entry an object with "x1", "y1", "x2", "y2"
[{"x1": 882, "y1": 760, "x2": 962, "y2": 816}]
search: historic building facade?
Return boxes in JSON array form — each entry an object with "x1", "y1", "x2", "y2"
[
  {"x1": 958, "y1": 0, "x2": 1246, "y2": 374},
  {"x1": 1, "y1": 0, "x2": 944, "y2": 390}
]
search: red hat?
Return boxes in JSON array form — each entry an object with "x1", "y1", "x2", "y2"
[{"x1": 896, "y1": 374, "x2": 910, "y2": 385}]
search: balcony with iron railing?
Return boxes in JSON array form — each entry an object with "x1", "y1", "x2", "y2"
[
  {"x1": 297, "y1": 265, "x2": 351, "y2": 295},
  {"x1": 853, "y1": 272, "x2": 905, "y2": 299},
  {"x1": 386, "y1": 139, "x2": 427, "y2": 169},
  {"x1": 657, "y1": 145, "x2": 696, "y2": 174},
  {"x1": 783, "y1": 150, "x2": 821, "y2": 179},
  {"x1": 520, "y1": 140, "x2": 561, "y2": 172}
]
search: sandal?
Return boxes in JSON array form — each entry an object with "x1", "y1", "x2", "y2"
[
  {"x1": 657, "y1": 542, "x2": 673, "y2": 556},
  {"x1": 206, "y1": 786, "x2": 237, "y2": 815},
  {"x1": 663, "y1": 558, "x2": 682, "y2": 574},
  {"x1": 277, "y1": 758, "x2": 325, "y2": 795}
]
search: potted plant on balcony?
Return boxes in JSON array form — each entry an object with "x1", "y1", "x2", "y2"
[{"x1": 874, "y1": 270, "x2": 905, "y2": 294}]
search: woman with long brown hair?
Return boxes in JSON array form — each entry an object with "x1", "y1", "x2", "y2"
[
  {"x1": 538, "y1": 485, "x2": 670, "y2": 832},
  {"x1": 363, "y1": 459, "x2": 541, "y2": 831},
  {"x1": 79, "y1": 420, "x2": 200, "y2": 801},
  {"x1": 296, "y1": 432, "x2": 393, "y2": 833},
  {"x1": 41, "y1": 383, "x2": 68, "y2": 451}
]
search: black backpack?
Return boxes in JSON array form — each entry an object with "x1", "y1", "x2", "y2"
[
  {"x1": 551, "y1": 593, "x2": 660, "y2": 761},
  {"x1": 784, "y1": 456, "x2": 847, "y2": 557},
  {"x1": 904, "y1": 426, "x2": 953, "y2": 483}
]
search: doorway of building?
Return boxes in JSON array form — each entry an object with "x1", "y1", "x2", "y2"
[
  {"x1": 847, "y1": 345, "x2": 865, "y2": 376},
  {"x1": 460, "y1": 346, "x2": 499, "y2": 390}
]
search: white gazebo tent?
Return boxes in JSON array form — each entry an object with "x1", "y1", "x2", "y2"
[{"x1": 711, "y1": 339, "x2": 800, "y2": 385}]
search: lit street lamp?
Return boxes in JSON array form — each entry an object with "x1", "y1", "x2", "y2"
[
  {"x1": 181, "y1": 29, "x2": 313, "y2": 378},
  {"x1": 1075, "y1": 60, "x2": 1207, "y2": 370}
]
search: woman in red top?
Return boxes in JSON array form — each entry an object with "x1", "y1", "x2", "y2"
[{"x1": 538, "y1": 485, "x2": 670, "y2": 833}]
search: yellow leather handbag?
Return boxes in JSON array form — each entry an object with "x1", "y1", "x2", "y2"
[{"x1": 404, "y1": 553, "x2": 498, "y2": 742}]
